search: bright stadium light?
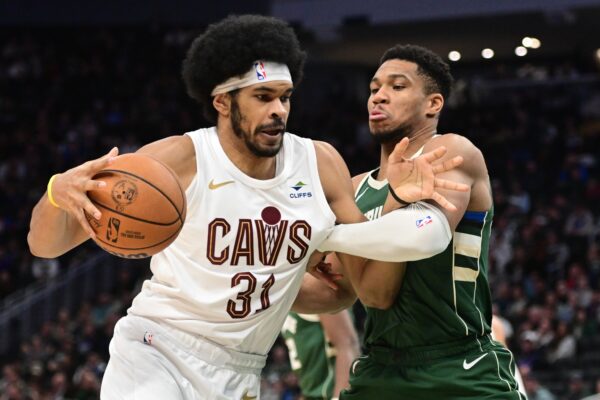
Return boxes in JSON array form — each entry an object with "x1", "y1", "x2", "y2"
[
  {"x1": 448, "y1": 51, "x2": 461, "y2": 62},
  {"x1": 522, "y1": 37, "x2": 541, "y2": 49},
  {"x1": 596, "y1": 48, "x2": 600, "y2": 60},
  {"x1": 515, "y1": 46, "x2": 528, "y2": 57},
  {"x1": 481, "y1": 48, "x2": 494, "y2": 59}
]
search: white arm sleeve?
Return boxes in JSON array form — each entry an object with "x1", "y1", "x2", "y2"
[{"x1": 318, "y1": 202, "x2": 452, "y2": 262}]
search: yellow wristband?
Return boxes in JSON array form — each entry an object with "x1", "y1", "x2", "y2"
[{"x1": 47, "y1": 174, "x2": 61, "y2": 208}]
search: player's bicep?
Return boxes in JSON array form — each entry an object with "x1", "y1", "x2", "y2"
[
  {"x1": 313, "y1": 141, "x2": 366, "y2": 224},
  {"x1": 136, "y1": 135, "x2": 196, "y2": 191},
  {"x1": 428, "y1": 167, "x2": 471, "y2": 230},
  {"x1": 424, "y1": 135, "x2": 478, "y2": 230}
]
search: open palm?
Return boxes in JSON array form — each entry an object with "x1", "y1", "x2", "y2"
[{"x1": 387, "y1": 137, "x2": 469, "y2": 211}]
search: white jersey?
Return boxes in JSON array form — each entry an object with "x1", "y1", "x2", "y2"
[{"x1": 129, "y1": 127, "x2": 336, "y2": 355}]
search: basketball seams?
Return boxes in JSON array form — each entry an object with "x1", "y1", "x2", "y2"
[
  {"x1": 90, "y1": 199, "x2": 180, "y2": 226},
  {"x1": 98, "y1": 168, "x2": 184, "y2": 223},
  {"x1": 159, "y1": 160, "x2": 187, "y2": 225},
  {"x1": 88, "y1": 154, "x2": 187, "y2": 258}
]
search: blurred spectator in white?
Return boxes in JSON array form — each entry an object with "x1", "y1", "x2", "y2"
[
  {"x1": 535, "y1": 317, "x2": 555, "y2": 350},
  {"x1": 546, "y1": 321, "x2": 577, "y2": 364},
  {"x1": 508, "y1": 182, "x2": 531, "y2": 214},
  {"x1": 490, "y1": 215, "x2": 517, "y2": 275}
]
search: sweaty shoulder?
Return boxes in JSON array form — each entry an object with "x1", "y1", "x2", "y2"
[
  {"x1": 312, "y1": 140, "x2": 364, "y2": 223},
  {"x1": 429, "y1": 133, "x2": 488, "y2": 179},
  {"x1": 312, "y1": 141, "x2": 349, "y2": 202},
  {"x1": 136, "y1": 135, "x2": 196, "y2": 191},
  {"x1": 430, "y1": 133, "x2": 491, "y2": 211}
]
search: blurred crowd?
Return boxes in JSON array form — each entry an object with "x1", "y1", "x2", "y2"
[{"x1": 0, "y1": 27, "x2": 599, "y2": 399}]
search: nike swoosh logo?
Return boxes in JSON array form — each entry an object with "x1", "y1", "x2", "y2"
[
  {"x1": 463, "y1": 353, "x2": 488, "y2": 370},
  {"x1": 208, "y1": 179, "x2": 235, "y2": 190},
  {"x1": 351, "y1": 356, "x2": 368, "y2": 374},
  {"x1": 351, "y1": 359, "x2": 361, "y2": 374}
]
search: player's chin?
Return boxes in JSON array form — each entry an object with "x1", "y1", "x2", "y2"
[
  {"x1": 261, "y1": 132, "x2": 284, "y2": 146},
  {"x1": 249, "y1": 140, "x2": 283, "y2": 158},
  {"x1": 369, "y1": 121, "x2": 388, "y2": 132}
]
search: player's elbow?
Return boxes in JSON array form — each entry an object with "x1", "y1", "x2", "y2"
[
  {"x1": 360, "y1": 291, "x2": 395, "y2": 310},
  {"x1": 326, "y1": 288, "x2": 357, "y2": 314},
  {"x1": 362, "y1": 297, "x2": 394, "y2": 310},
  {"x1": 28, "y1": 230, "x2": 59, "y2": 259},
  {"x1": 28, "y1": 231, "x2": 44, "y2": 257},
  {"x1": 410, "y1": 232, "x2": 451, "y2": 261}
]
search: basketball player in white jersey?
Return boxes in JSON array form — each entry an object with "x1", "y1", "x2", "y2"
[{"x1": 28, "y1": 15, "x2": 469, "y2": 399}]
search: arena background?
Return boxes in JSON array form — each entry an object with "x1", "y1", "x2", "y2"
[{"x1": 1, "y1": 0, "x2": 599, "y2": 398}]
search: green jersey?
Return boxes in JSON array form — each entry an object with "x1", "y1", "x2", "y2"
[
  {"x1": 281, "y1": 313, "x2": 335, "y2": 399},
  {"x1": 354, "y1": 169, "x2": 494, "y2": 349}
]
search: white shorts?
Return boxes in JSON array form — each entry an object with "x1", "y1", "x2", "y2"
[{"x1": 101, "y1": 315, "x2": 265, "y2": 400}]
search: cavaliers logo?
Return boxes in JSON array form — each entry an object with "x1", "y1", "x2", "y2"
[{"x1": 111, "y1": 180, "x2": 138, "y2": 211}]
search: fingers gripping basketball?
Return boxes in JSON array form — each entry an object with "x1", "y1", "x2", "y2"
[{"x1": 85, "y1": 153, "x2": 187, "y2": 258}]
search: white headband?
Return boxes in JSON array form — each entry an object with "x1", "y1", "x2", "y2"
[{"x1": 211, "y1": 61, "x2": 293, "y2": 96}]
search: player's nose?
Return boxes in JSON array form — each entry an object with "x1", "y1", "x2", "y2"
[
  {"x1": 269, "y1": 98, "x2": 288, "y2": 119},
  {"x1": 371, "y1": 89, "x2": 389, "y2": 104}
]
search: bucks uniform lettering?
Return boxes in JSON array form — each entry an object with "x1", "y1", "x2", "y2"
[
  {"x1": 355, "y1": 169, "x2": 493, "y2": 348},
  {"x1": 282, "y1": 313, "x2": 335, "y2": 399},
  {"x1": 341, "y1": 169, "x2": 523, "y2": 400}
]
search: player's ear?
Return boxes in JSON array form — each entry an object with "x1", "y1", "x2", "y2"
[
  {"x1": 213, "y1": 93, "x2": 231, "y2": 117},
  {"x1": 425, "y1": 93, "x2": 444, "y2": 118}
]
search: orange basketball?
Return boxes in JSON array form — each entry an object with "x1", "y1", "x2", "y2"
[{"x1": 85, "y1": 153, "x2": 186, "y2": 258}]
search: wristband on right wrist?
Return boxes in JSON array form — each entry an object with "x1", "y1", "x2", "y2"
[
  {"x1": 47, "y1": 174, "x2": 62, "y2": 209},
  {"x1": 388, "y1": 184, "x2": 412, "y2": 206}
]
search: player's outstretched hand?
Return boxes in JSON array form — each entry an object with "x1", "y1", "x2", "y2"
[
  {"x1": 50, "y1": 147, "x2": 119, "y2": 237},
  {"x1": 387, "y1": 137, "x2": 468, "y2": 211}
]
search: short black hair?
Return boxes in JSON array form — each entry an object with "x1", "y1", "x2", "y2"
[
  {"x1": 380, "y1": 44, "x2": 453, "y2": 99},
  {"x1": 182, "y1": 14, "x2": 307, "y2": 123}
]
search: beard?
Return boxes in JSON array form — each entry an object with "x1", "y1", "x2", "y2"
[
  {"x1": 371, "y1": 121, "x2": 414, "y2": 144},
  {"x1": 231, "y1": 98, "x2": 286, "y2": 158}
]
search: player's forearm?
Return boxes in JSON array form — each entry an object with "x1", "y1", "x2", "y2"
[
  {"x1": 319, "y1": 202, "x2": 452, "y2": 262},
  {"x1": 334, "y1": 347, "x2": 357, "y2": 397},
  {"x1": 320, "y1": 312, "x2": 360, "y2": 397},
  {"x1": 338, "y1": 254, "x2": 405, "y2": 309},
  {"x1": 292, "y1": 274, "x2": 356, "y2": 314},
  {"x1": 28, "y1": 196, "x2": 88, "y2": 258}
]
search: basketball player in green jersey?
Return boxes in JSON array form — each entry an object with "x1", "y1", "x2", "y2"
[
  {"x1": 281, "y1": 310, "x2": 358, "y2": 400},
  {"x1": 335, "y1": 45, "x2": 526, "y2": 399}
]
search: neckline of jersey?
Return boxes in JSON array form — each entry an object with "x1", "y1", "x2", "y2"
[{"x1": 208, "y1": 127, "x2": 292, "y2": 189}]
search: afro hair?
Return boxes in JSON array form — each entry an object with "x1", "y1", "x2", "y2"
[
  {"x1": 380, "y1": 44, "x2": 453, "y2": 100},
  {"x1": 182, "y1": 14, "x2": 307, "y2": 123}
]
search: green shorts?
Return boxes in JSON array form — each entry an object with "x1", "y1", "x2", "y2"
[{"x1": 340, "y1": 335, "x2": 526, "y2": 400}]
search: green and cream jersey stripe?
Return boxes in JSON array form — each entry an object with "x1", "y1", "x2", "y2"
[
  {"x1": 452, "y1": 210, "x2": 492, "y2": 336},
  {"x1": 355, "y1": 168, "x2": 495, "y2": 349}
]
